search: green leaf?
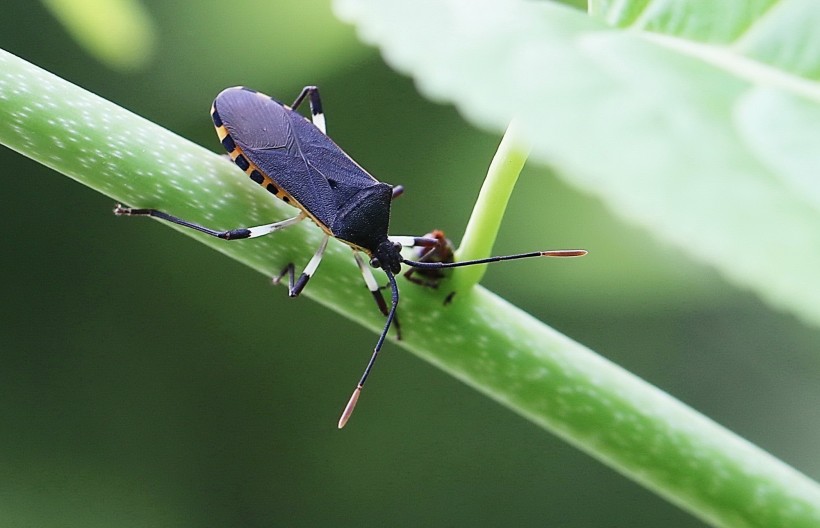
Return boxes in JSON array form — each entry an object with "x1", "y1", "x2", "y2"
[
  {"x1": 333, "y1": 0, "x2": 820, "y2": 329},
  {"x1": 2, "y1": 46, "x2": 820, "y2": 528}
]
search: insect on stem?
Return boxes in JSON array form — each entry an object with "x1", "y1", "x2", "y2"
[{"x1": 116, "y1": 85, "x2": 587, "y2": 429}]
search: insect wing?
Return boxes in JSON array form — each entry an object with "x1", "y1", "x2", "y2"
[{"x1": 214, "y1": 88, "x2": 379, "y2": 229}]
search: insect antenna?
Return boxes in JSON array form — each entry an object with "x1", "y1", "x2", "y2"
[
  {"x1": 402, "y1": 249, "x2": 587, "y2": 269},
  {"x1": 338, "y1": 269, "x2": 400, "y2": 429}
]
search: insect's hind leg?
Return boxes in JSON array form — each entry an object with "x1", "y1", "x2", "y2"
[
  {"x1": 291, "y1": 86, "x2": 326, "y2": 134},
  {"x1": 352, "y1": 252, "x2": 402, "y2": 340},
  {"x1": 273, "y1": 235, "x2": 330, "y2": 297},
  {"x1": 114, "y1": 205, "x2": 306, "y2": 240}
]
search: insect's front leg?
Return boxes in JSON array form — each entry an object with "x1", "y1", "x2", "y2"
[{"x1": 388, "y1": 235, "x2": 440, "y2": 249}]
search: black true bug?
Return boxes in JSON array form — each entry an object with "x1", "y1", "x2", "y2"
[{"x1": 115, "y1": 86, "x2": 586, "y2": 428}]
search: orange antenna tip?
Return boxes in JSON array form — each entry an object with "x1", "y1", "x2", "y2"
[
  {"x1": 541, "y1": 249, "x2": 587, "y2": 257},
  {"x1": 338, "y1": 385, "x2": 362, "y2": 429}
]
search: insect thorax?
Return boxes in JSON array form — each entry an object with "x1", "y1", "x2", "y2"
[{"x1": 330, "y1": 183, "x2": 394, "y2": 256}]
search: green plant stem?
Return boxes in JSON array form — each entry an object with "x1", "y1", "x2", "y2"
[
  {"x1": 452, "y1": 120, "x2": 529, "y2": 290},
  {"x1": 2, "y1": 49, "x2": 820, "y2": 528}
]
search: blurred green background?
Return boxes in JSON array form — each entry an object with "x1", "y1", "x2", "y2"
[{"x1": 1, "y1": 1, "x2": 818, "y2": 526}]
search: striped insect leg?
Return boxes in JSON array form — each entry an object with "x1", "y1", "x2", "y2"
[
  {"x1": 273, "y1": 235, "x2": 329, "y2": 297},
  {"x1": 114, "y1": 204, "x2": 305, "y2": 240},
  {"x1": 353, "y1": 252, "x2": 402, "y2": 340},
  {"x1": 290, "y1": 86, "x2": 326, "y2": 134}
]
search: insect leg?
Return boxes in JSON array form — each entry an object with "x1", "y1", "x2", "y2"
[
  {"x1": 273, "y1": 235, "x2": 330, "y2": 297},
  {"x1": 352, "y1": 252, "x2": 402, "y2": 340},
  {"x1": 388, "y1": 235, "x2": 440, "y2": 248},
  {"x1": 114, "y1": 205, "x2": 306, "y2": 240},
  {"x1": 290, "y1": 86, "x2": 326, "y2": 134}
]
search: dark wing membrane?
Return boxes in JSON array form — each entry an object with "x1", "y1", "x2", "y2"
[{"x1": 216, "y1": 89, "x2": 380, "y2": 229}]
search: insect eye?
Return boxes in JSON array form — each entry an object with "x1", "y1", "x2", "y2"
[
  {"x1": 369, "y1": 257, "x2": 381, "y2": 268},
  {"x1": 393, "y1": 242, "x2": 402, "y2": 250}
]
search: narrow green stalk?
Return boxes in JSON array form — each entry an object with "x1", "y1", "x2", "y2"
[
  {"x1": 40, "y1": 0, "x2": 156, "y2": 71},
  {"x1": 2, "y1": 49, "x2": 820, "y2": 527},
  {"x1": 452, "y1": 120, "x2": 530, "y2": 291}
]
